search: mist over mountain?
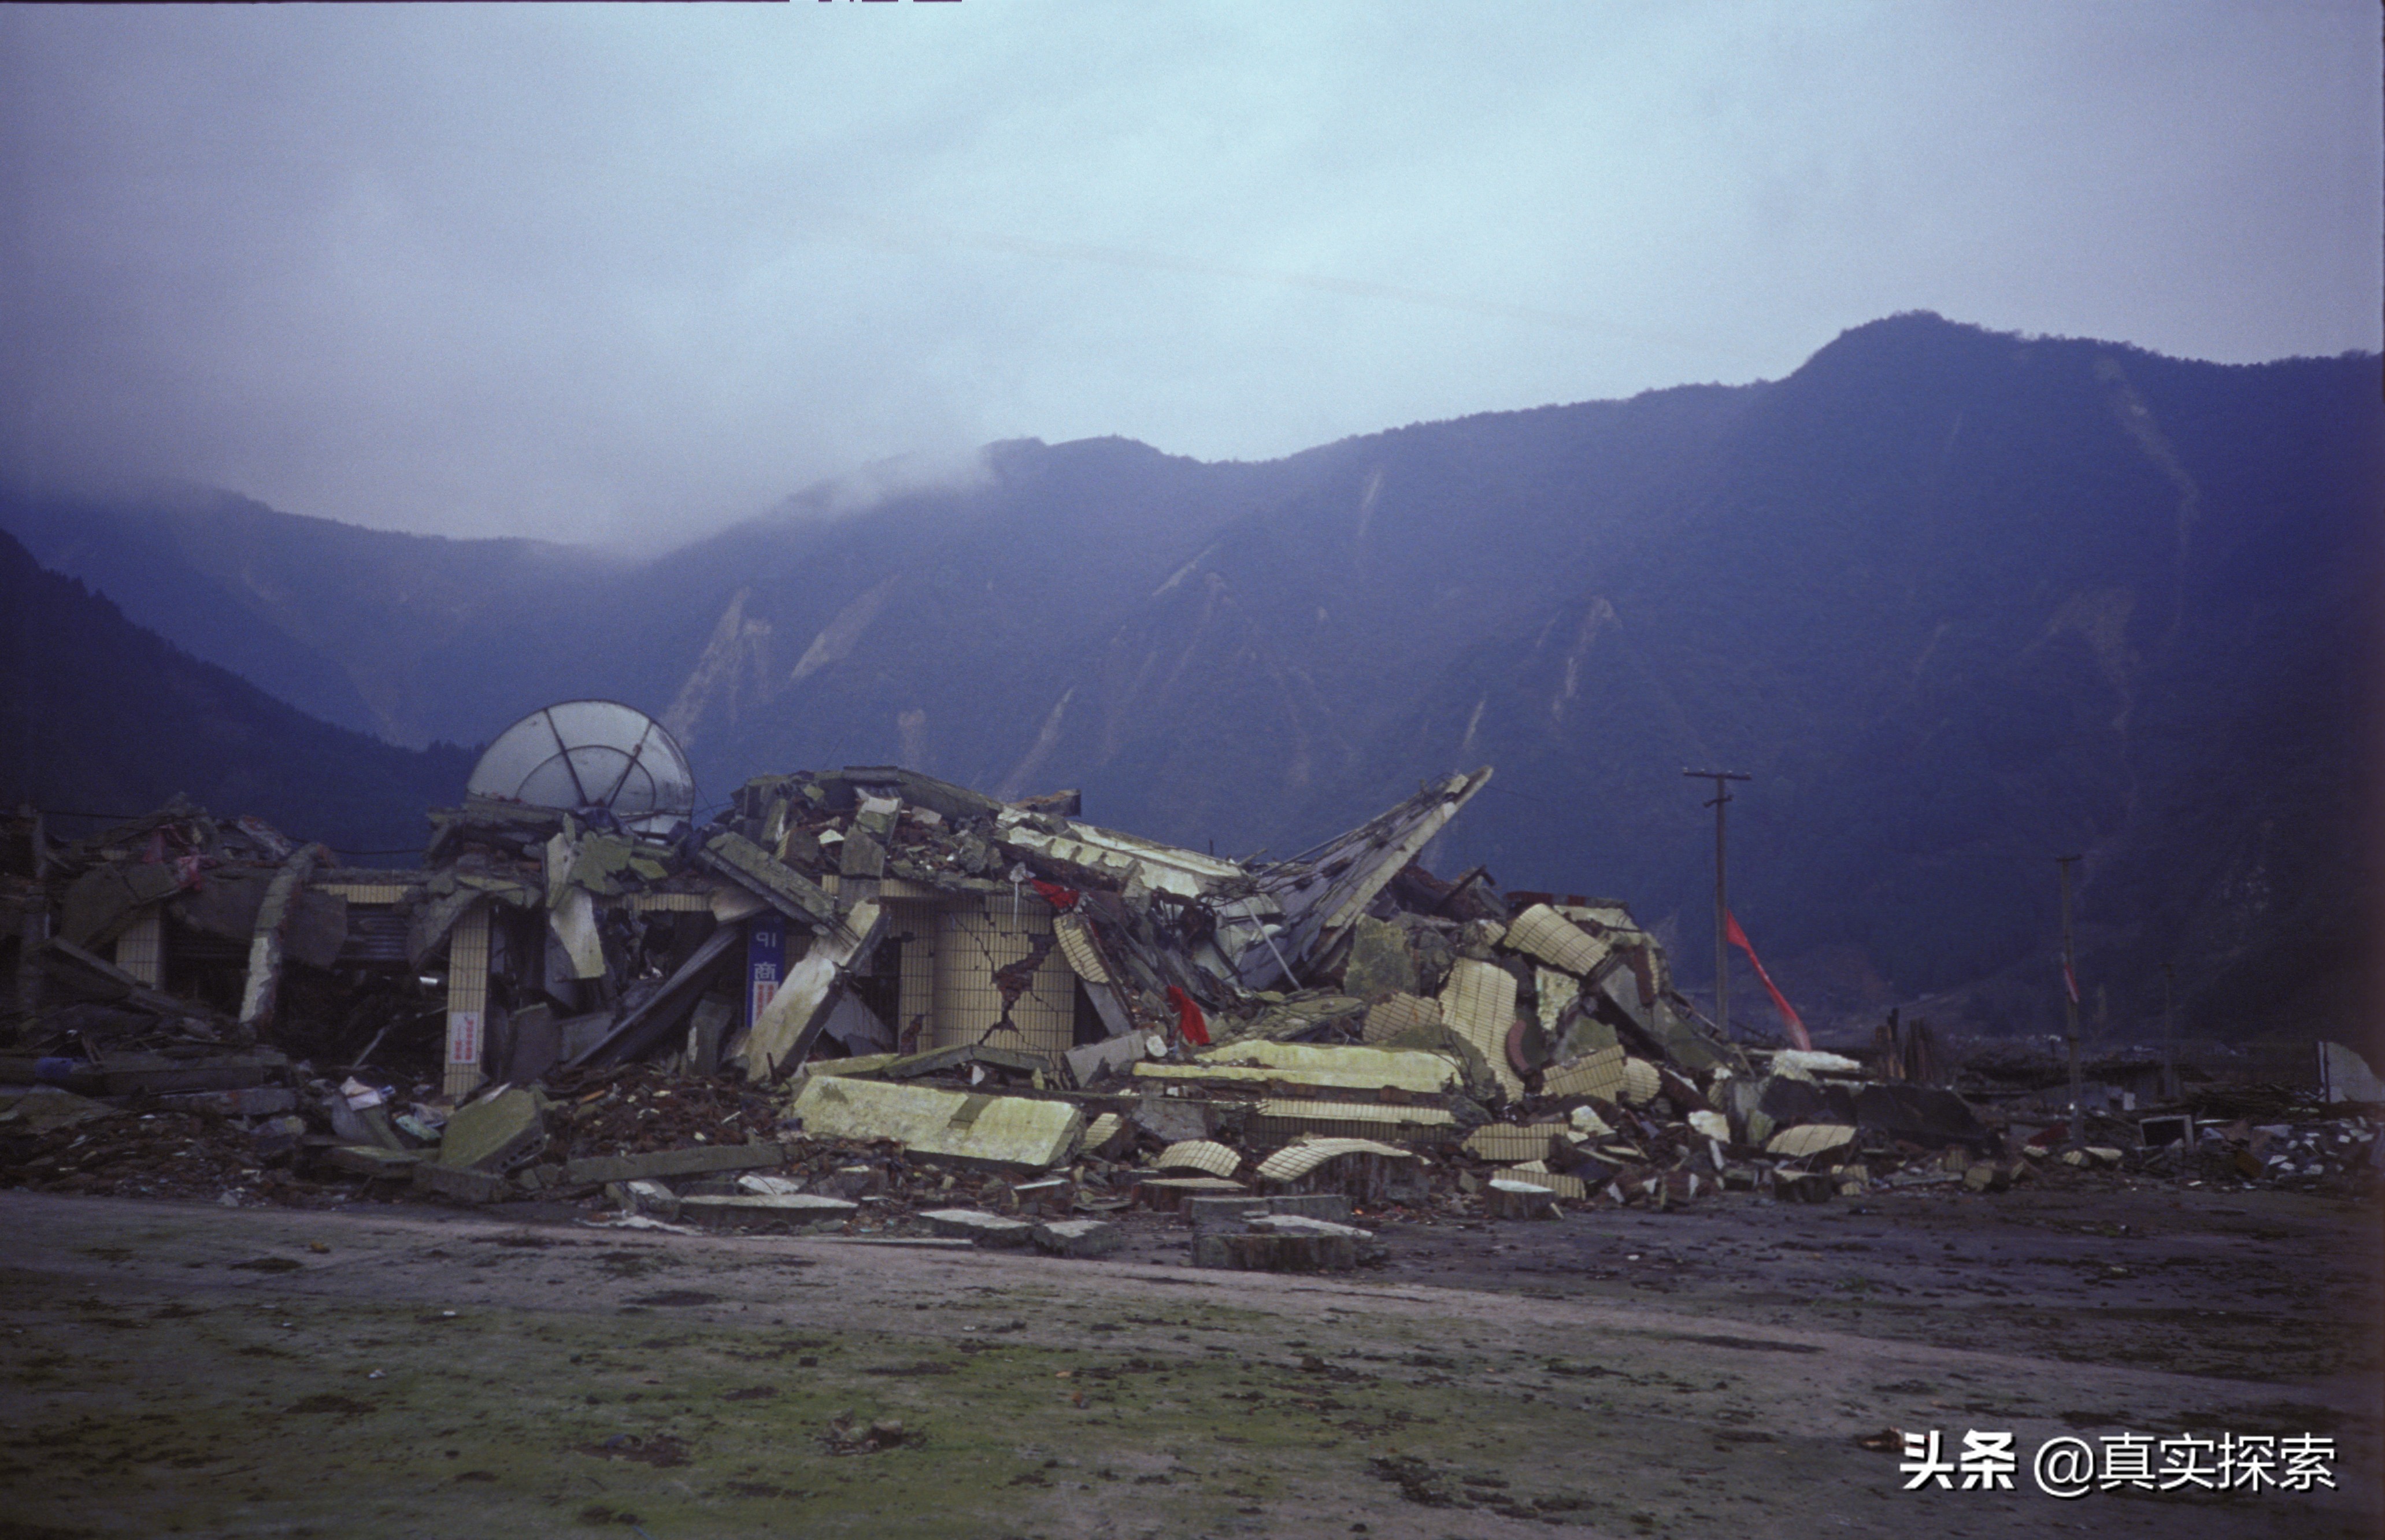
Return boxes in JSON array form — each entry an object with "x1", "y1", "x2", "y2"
[{"x1": 6, "y1": 314, "x2": 2375, "y2": 1043}]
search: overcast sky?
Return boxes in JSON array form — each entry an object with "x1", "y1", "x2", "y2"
[{"x1": 2, "y1": 2, "x2": 2376, "y2": 549}]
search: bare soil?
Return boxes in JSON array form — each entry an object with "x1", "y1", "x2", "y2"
[{"x1": 1, "y1": 1181, "x2": 2376, "y2": 1539}]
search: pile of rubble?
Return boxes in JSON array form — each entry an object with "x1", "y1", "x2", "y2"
[{"x1": 5, "y1": 762, "x2": 2378, "y2": 1272}]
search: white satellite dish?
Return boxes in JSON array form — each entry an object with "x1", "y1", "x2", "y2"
[{"x1": 466, "y1": 700, "x2": 695, "y2": 837}]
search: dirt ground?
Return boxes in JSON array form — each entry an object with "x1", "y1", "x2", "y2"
[{"x1": 2, "y1": 1180, "x2": 2377, "y2": 1540}]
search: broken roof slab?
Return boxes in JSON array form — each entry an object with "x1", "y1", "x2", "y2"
[
  {"x1": 1237, "y1": 767, "x2": 1493, "y2": 989},
  {"x1": 992, "y1": 812, "x2": 1243, "y2": 899},
  {"x1": 787, "y1": 1074, "x2": 1084, "y2": 1173}
]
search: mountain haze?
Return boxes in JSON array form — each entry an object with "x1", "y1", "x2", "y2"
[
  {"x1": 6, "y1": 314, "x2": 2374, "y2": 1043},
  {"x1": 0, "y1": 530, "x2": 473, "y2": 856}
]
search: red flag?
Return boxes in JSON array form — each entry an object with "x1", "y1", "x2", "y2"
[
  {"x1": 2061, "y1": 961, "x2": 2080, "y2": 1005},
  {"x1": 1725, "y1": 910, "x2": 1810, "y2": 1050},
  {"x1": 1165, "y1": 985, "x2": 1210, "y2": 1047}
]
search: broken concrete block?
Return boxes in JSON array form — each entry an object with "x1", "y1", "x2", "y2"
[
  {"x1": 249, "y1": 1114, "x2": 309, "y2": 1163},
  {"x1": 1077, "y1": 1112, "x2": 1129, "y2": 1159},
  {"x1": 1541, "y1": 1045, "x2": 1626, "y2": 1102},
  {"x1": 1262, "y1": 1193, "x2": 1355, "y2": 1224},
  {"x1": 1243, "y1": 1098, "x2": 1454, "y2": 1146},
  {"x1": 1500, "y1": 904, "x2": 1612, "y2": 976},
  {"x1": 1194, "y1": 1218, "x2": 1377, "y2": 1272},
  {"x1": 1534, "y1": 965, "x2": 1581, "y2": 1037},
  {"x1": 1154, "y1": 1039, "x2": 1462, "y2": 1096},
  {"x1": 1135, "y1": 1176, "x2": 1247, "y2": 1210},
  {"x1": 1186, "y1": 1195, "x2": 1272, "y2": 1235},
  {"x1": 851, "y1": 793, "x2": 900, "y2": 839},
  {"x1": 884, "y1": 1042, "x2": 1048, "y2": 1082},
  {"x1": 1485, "y1": 1178, "x2": 1560, "y2": 1220},
  {"x1": 1456, "y1": 917, "x2": 1505, "y2": 959},
  {"x1": 325, "y1": 1145, "x2": 421, "y2": 1179},
  {"x1": 839, "y1": 830, "x2": 886, "y2": 878},
  {"x1": 1566, "y1": 1104, "x2": 1614, "y2": 1138},
  {"x1": 1064, "y1": 1032, "x2": 1157, "y2": 1088},
  {"x1": 1341, "y1": 915, "x2": 1419, "y2": 999},
  {"x1": 1360, "y1": 991, "x2": 1442, "y2": 1043},
  {"x1": 1774, "y1": 1171, "x2": 1834, "y2": 1204},
  {"x1": 814, "y1": 1165, "x2": 884, "y2": 1200},
  {"x1": 613, "y1": 1178, "x2": 681, "y2": 1219},
  {"x1": 438, "y1": 1086, "x2": 546, "y2": 1172},
  {"x1": 1438, "y1": 957, "x2": 1523, "y2": 1102},
  {"x1": 1462, "y1": 1123, "x2": 1556, "y2": 1163},
  {"x1": 1012, "y1": 1176, "x2": 1075, "y2": 1216},
  {"x1": 680, "y1": 1194, "x2": 859, "y2": 1232},
  {"x1": 1249, "y1": 1212, "x2": 1376, "y2": 1243},
  {"x1": 1129, "y1": 1091, "x2": 1212, "y2": 1146},
  {"x1": 1153, "y1": 1139, "x2": 1242, "y2": 1177},
  {"x1": 1962, "y1": 1161, "x2": 2009, "y2": 1193},
  {"x1": 328, "y1": 1095, "x2": 407, "y2": 1152},
  {"x1": 1031, "y1": 1218, "x2": 1123, "y2": 1258},
  {"x1": 919, "y1": 1209, "x2": 1036, "y2": 1247},
  {"x1": 1251, "y1": 1136, "x2": 1419, "y2": 1196},
  {"x1": 562, "y1": 1142, "x2": 786, "y2": 1186},
  {"x1": 790, "y1": 1076, "x2": 1083, "y2": 1173},
  {"x1": 1687, "y1": 1110, "x2": 1730, "y2": 1143},
  {"x1": 413, "y1": 1161, "x2": 513, "y2": 1205},
  {"x1": 1765, "y1": 1123, "x2": 1856, "y2": 1161},
  {"x1": 512, "y1": 1162, "x2": 564, "y2": 1193},
  {"x1": 1549, "y1": 1006, "x2": 1619, "y2": 1064}
]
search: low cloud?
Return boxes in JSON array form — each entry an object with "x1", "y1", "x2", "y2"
[{"x1": 1, "y1": 5, "x2": 2373, "y2": 549}]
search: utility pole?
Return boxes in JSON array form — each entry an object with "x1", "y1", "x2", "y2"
[
  {"x1": 2057, "y1": 854, "x2": 2083, "y2": 1149},
  {"x1": 2161, "y1": 961, "x2": 2177, "y2": 1104},
  {"x1": 1685, "y1": 769, "x2": 1750, "y2": 1039}
]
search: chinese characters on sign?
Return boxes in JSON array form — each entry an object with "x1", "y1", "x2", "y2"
[
  {"x1": 746, "y1": 916, "x2": 784, "y2": 1032},
  {"x1": 1899, "y1": 1430, "x2": 2336, "y2": 1498},
  {"x1": 445, "y1": 1010, "x2": 482, "y2": 1068}
]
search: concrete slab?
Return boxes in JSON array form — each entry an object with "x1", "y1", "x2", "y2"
[
  {"x1": 790, "y1": 1076, "x2": 1083, "y2": 1173},
  {"x1": 918, "y1": 1208, "x2": 1037, "y2": 1247},
  {"x1": 436, "y1": 1087, "x2": 545, "y2": 1172},
  {"x1": 1031, "y1": 1218, "x2": 1123, "y2": 1258}
]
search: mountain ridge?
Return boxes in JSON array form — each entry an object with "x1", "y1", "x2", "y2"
[{"x1": 5, "y1": 313, "x2": 2373, "y2": 1043}]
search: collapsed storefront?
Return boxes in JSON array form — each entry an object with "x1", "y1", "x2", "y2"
[{"x1": 3, "y1": 704, "x2": 2375, "y2": 1260}]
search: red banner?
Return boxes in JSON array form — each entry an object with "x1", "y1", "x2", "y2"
[
  {"x1": 1165, "y1": 984, "x2": 1210, "y2": 1046},
  {"x1": 1725, "y1": 910, "x2": 1810, "y2": 1050}
]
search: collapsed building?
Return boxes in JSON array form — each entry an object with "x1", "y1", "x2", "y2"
[{"x1": 5, "y1": 702, "x2": 2376, "y2": 1263}]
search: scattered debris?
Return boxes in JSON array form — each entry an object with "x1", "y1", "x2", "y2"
[{"x1": 3, "y1": 742, "x2": 2376, "y2": 1273}]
